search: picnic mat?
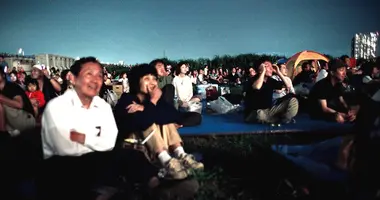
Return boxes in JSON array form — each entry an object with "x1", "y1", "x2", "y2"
[{"x1": 179, "y1": 113, "x2": 353, "y2": 136}]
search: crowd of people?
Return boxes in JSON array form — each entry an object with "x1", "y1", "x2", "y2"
[{"x1": 0, "y1": 54, "x2": 380, "y2": 199}]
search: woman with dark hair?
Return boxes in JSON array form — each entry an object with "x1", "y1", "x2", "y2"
[
  {"x1": 59, "y1": 69, "x2": 72, "y2": 93},
  {"x1": 114, "y1": 64, "x2": 203, "y2": 180},
  {"x1": 0, "y1": 66, "x2": 35, "y2": 135},
  {"x1": 172, "y1": 62, "x2": 201, "y2": 109}
]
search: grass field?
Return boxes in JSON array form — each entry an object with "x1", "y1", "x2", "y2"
[{"x1": 183, "y1": 134, "x2": 348, "y2": 200}]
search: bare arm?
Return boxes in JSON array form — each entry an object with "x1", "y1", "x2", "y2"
[
  {"x1": 252, "y1": 64, "x2": 266, "y2": 90},
  {"x1": 0, "y1": 95, "x2": 23, "y2": 109},
  {"x1": 49, "y1": 78, "x2": 62, "y2": 92},
  {"x1": 339, "y1": 96, "x2": 349, "y2": 110},
  {"x1": 274, "y1": 65, "x2": 292, "y2": 89},
  {"x1": 319, "y1": 99, "x2": 338, "y2": 114}
]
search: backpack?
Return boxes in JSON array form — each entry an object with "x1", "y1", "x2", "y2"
[{"x1": 105, "y1": 89, "x2": 118, "y2": 107}]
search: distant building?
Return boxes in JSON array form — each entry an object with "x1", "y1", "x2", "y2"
[
  {"x1": 351, "y1": 32, "x2": 379, "y2": 59},
  {"x1": 3, "y1": 55, "x2": 35, "y2": 73},
  {"x1": 34, "y1": 54, "x2": 75, "y2": 71}
]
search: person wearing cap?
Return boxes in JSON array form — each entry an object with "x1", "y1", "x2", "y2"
[
  {"x1": 0, "y1": 68, "x2": 35, "y2": 136},
  {"x1": 308, "y1": 59, "x2": 359, "y2": 123},
  {"x1": 114, "y1": 64, "x2": 203, "y2": 180},
  {"x1": 30, "y1": 64, "x2": 61, "y2": 106}
]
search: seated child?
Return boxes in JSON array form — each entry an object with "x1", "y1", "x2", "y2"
[{"x1": 25, "y1": 79, "x2": 45, "y2": 116}]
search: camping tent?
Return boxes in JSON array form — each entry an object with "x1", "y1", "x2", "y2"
[{"x1": 286, "y1": 51, "x2": 329, "y2": 79}]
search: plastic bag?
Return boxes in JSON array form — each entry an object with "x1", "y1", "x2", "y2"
[
  {"x1": 209, "y1": 96, "x2": 235, "y2": 114},
  {"x1": 187, "y1": 101, "x2": 203, "y2": 114}
]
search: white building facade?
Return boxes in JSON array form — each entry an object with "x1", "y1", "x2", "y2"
[
  {"x1": 351, "y1": 32, "x2": 379, "y2": 59},
  {"x1": 4, "y1": 56, "x2": 35, "y2": 73},
  {"x1": 35, "y1": 54, "x2": 75, "y2": 71}
]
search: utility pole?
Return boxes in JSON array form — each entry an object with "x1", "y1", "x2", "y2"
[{"x1": 163, "y1": 50, "x2": 166, "y2": 58}]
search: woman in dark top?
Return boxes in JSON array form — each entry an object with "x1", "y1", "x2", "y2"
[
  {"x1": 0, "y1": 69, "x2": 35, "y2": 134},
  {"x1": 114, "y1": 64, "x2": 203, "y2": 180}
]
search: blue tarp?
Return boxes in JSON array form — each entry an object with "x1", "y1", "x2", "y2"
[{"x1": 179, "y1": 113, "x2": 352, "y2": 136}]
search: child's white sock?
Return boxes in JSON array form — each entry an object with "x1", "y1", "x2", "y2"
[
  {"x1": 174, "y1": 146, "x2": 186, "y2": 158},
  {"x1": 158, "y1": 151, "x2": 172, "y2": 166}
]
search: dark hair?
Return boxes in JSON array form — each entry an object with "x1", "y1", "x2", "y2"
[
  {"x1": 120, "y1": 72, "x2": 127, "y2": 77},
  {"x1": 329, "y1": 59, "x2": 346, "y2": 72},
  {"x1": 149, "y1": 59, "x2": 166, "y2": 68},
  {"x1": 175, "y1": 61, "x2": 188, "y2": 75},
  {"x1": 319, "y1": 60, "x2": 328, "y2": 69},
  {"x1": 128, "y1": 64, "x2": 158, "y2": 95},
  {"x1": 340, "y1": 55, "x2": 349, "y2": 61},
  {"x1": 376, "y1": 57, "x2": 380, "y2": 67},
  {"x1": 361, "y1": 61, "x2": 378, "y2": 76},
  {"x1": 301, "y1": 62, "x2": 310, "y2": 70},
  {"x1": 70, "y1": 57, "x2": 102, "y2": 77},
  {"x1": 0, "y1": 55, "x2": 4, "y2": 59},
  {"x1": 26, "y1": 78, "x2": 40, "y2": 91}
]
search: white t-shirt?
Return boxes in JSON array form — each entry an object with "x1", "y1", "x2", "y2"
[
  {"x1": 173, "y1": 75, "x2": 193, "y2": 102},
  {"x1": 119, "y1": 78, "x2": 129, "y2": 93},
  {"x1": 316, "y1": 69, "x2": 328, "y2": 82},
  {"x1": 272, "y1": 75, "x2": 295, "y2": 101}
]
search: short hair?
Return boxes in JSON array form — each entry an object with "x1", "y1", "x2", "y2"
[
  {"x1": 175, "y1": 61, "x2": 188, "y2": 75},
  {"x1": 301, "y1": 62, "x2": 310, "y2": 70},
  {"x1": 26, "y1": 78, "x2": 40, "y2": 91},
  {"x1": 128, "y1": 64, "x2": 158, "y2": 95},
  {"x1": 340, "y1": 55, "x2": 349, "y2": 61},
  {"x1": 329, "y1": 59, "x2": 346, "y2": 72},
  {"x1": 70, "y1": 57, "x2": 102, "y2": 77},
  {"x1": 361, "y1": 61, "x2": 378, "y2": 76},
  {"x1": 149, "y1": 59, "x2": 166, "y2": 68}
]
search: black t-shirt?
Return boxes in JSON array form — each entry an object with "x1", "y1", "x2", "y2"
[
  {"x1": 244, "y1": 75, "x2": 284, "y2": 117},
  {"x1": 293, "y1": 71, "x2": 314, "y2": 86},
  {"x1": 1, "y1": 82, "x2": 34, "y2": 115},
  {"x1": 229, "y1": 73, "x2": 239, "y2": 83},
  {"x1": 308, "y1": 77, "x2": 346, "y2": 118}
]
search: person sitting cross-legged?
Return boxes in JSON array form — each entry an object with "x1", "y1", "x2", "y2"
[
  {"x1": 244, "y1": 61, "x2": 299, "y2": 125},
  {"x1": 114, "y1": 64, "x2": 204, "y2": 180}
]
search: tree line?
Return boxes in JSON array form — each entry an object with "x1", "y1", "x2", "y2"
[{"x1": 104, "y1": 53, "x2": 335, "y2": 75}]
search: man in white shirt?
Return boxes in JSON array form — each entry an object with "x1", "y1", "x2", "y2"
[
  {"x1": 40, "y1": 57, "x2": 166, "y2": 200},
  {"x1": 39, "y1": 57, "x2": 120, "y2": 199},
  {"x1": 41, "y1": 89, "x2": 118, "y2": 159}
]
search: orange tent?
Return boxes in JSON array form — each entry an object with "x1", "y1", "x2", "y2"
[{"x1": 286, "y1": 50, "x2": 329, "y2": 79}]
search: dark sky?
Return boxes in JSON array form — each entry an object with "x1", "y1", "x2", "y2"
[{"x1": 1, "y1": 0, "x2": 379, "y2": 63}]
